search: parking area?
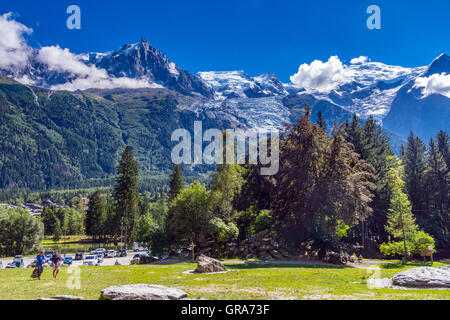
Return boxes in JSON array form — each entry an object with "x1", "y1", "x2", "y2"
[{"x1": 0, "y1": 250, "x2": 143, "y2": 269}]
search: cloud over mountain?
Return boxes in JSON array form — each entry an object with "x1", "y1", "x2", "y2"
[
  {"x1": 414, "y1": 73, "x2": 450, "y2": 99},
  {"x1": 289, "y1": 56, "x2": 351, "y2": 93},
  {"x1": 0, "y1": 13, "x2": 161, "y2": 91},
  {"x1": 0, "y1": 13, "x2": 32, "y2": 69}
]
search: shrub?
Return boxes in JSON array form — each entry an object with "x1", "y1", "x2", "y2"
[
  {"x1": 407, "y1": 231, "x2": 435, "y2": 255},
  {"x1": 207, "y1": 217, "x2": 239, "y2": 243},
  {"x1": 379, "y1": 231, "x2": 435, "y2": 258},
  {"x1": 254, "y1": 210, "x2": 272, "y2": 233}
]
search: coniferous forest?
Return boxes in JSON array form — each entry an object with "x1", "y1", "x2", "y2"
[{"x1": 3, "y1": 105, "x2": 447, "y2": 261}]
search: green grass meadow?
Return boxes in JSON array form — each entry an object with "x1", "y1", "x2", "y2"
[{"x1": 0, "y1": 261, "x2": 448, "y2": 300}]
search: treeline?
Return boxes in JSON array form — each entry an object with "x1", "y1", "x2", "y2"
[
  {"x1": 1, "y1": 108, "x2": 448, "y2": 259},
  {"x1": 84, "y1": 108, "x2": 448, "y2": 259}
]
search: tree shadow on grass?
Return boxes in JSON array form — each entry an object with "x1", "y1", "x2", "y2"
[
  {"x1": 225, "y1": 263, "x2": 348, "y2": 270},
  {"x1": 379, "y1": 261, "x2": 434, "y2": 269}
]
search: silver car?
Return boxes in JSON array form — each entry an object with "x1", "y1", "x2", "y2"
[{"x1": 83, "y1": 255, "x2": 97, "y2": 266}]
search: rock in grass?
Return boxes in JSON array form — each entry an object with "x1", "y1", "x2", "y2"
[
  {"x1": 195, "y1": 255, "x2": 226, "y2": 273},
  {"x1": 101, "y1": 284, "x2": 188, "y2": 300},
  {"x1": 392, "y1": 265, "x2": 450, "y2": 288}
]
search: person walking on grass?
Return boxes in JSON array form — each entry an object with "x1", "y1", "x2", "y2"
[
  {"x1": 35, "y1": 250, "x2": 46, "y2": 280},
  {"x1": 51, "y1": 251, "x2": 62, "y2": 279}
]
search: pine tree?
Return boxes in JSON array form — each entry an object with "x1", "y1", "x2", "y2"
[
  {"x1": 85, "y1": 190, "x2": 107, "y2": 240},
  {"x1": 113, "y1": 146, "x2": 139, "y2": 246},
  {"x1": 346, "y1": 116, "x2": 394, "y2": 243},
  {"x1": 168, "y1": 165, "x2": 183, "y2": 201},
  {"x1": 436, "y1": 130, "x2": 450, "y2": 170},
  {"x1": 386, "y1": 165, "x2": 418, "y2": 260},
  {"x1": 316, "y1": 111, "x2": 326, "y2": 130},
  {"x1": 347, "y1": 115, "x2": 363, "y2": 155},
  {"x1": 424, "y1": 138, "x2": 449, "y2": 243},
  {"x1": 402, "y1": 132, "x2": 428, "y2": 226}
]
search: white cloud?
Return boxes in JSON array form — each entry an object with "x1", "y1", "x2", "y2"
[
  {"x1": 290, "y1": 56, "x2": 351, "y2": 93},
  {"x1": 37, "y1": 45, "x2": 154, "y2": 91},
  {"x1": 38, "y1": 45, "x2": 97, "y2": 76},
  {"x1": 0, "y1": 13, "x2": 32, "y2": 69},
  {"x1": 350, "y1": 56, "x2": 369, "y2": 64},
  {"x1": 413, "y1": 73, "x2": 450, "y2": 99},
  {"x1": 51, "y1": 77, "x2": 157, "y2": 91},
  {"x1": 0, "y1": 15, "x2": 157, "y2": 91}
]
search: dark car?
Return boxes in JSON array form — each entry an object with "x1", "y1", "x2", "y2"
[
  {"x1": 74, "y1": 252, "x2": 84, "y2": 260},
  {"x1": 117, "y1": 249, "x2": 127, "y2": 257}
]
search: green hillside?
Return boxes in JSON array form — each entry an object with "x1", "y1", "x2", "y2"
[{"x1": 0, "y1": 78, "x2": 227, "y2": 191}]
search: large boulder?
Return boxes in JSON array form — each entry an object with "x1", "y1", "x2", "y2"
[
  {"x1": 392, "y1": 265, "x2": 450, "y2": 288},
  {"x1": 101, "y1": 284, "x2": 188, "y2": 300},
  {"x1": 130, "y1": 256, "x2": 159, "y2": 265},
  {"x1": 195, "y1": 255, "x2": 226, "y2": 273}
]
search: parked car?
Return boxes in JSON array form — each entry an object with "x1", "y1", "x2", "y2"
[
  {"x1": 63, "y1": 257, "x2": 73, "y2": 265},
  {"x1": 117, "y1": 249, "x2": 127, "y2": 257},
  {"x1": 7, "y1": 258, "x2": 24, "y2": 268},
  {"x1": 105, "y1": 250, "x2": 115, "y2": 258},
  {"x1": 97, "y1": 254, "x2": 103, "y2": 263},
  {"x1": 75, "y1": 252, "x2": 84, "y2": 260},
  {"x1": 96, "y1": 248, "x2": 106, "y2": 255},
  {"x1": 89, "y1": 250, "x2": 97, "y2": 255},
  {"x1": 83, "y1": 255, "x2": 97, "y2": 266}
]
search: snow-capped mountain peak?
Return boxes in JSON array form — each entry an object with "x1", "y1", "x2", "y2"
[{"x1": 198, "y1": 70, "x2": 287, "y2": 100}]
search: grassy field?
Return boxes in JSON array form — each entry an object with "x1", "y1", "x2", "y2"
[{"x1": 0, "y1": 261, "x2": 448, "y2": 300}]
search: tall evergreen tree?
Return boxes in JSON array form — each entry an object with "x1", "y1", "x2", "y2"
[
  {"x1": 316, "y1": 111, "x2": 326, "y2": 130},
  {"x1": 168, "y1": 165, "x2": 184, "y2": 201},
  {"x1": 424, "y1": 138, "x2": 449, "y2": 244},
  {"x1": 436, "y1": 130, "x2": 450, "y2": 170},
  {"x1": 402, "y1": 132, "x2": 428, "y2": 227},
  {"x1": 113, "y1": 146, "x2": 139, "y2": 246},
  {"x1": 346, "y1": 116, "x2": 394, "y2": 244},
  {"x1": 85, "y1": 190, "x2": 107, "y2": 240}
]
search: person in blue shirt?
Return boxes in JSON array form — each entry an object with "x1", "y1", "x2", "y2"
[{"x1": 35, "y1": 250, "x2": 46, "y2": 280}]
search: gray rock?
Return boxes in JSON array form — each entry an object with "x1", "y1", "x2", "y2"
[
  {"x1": 195, "y1": 255, "x2": 226, "y2": 273},
  {"x1": 392, "y1": 265, "x2": 450, "y2": 288},
  {"x1": 51, "y1": 295, "x2": 84, "y2": 300},
  {"x1": 269, "y1": 250, "x2": 284, "y2": 260},
  {"x1": 101, "y1": 284, "x2": 188, "y2": 300}
]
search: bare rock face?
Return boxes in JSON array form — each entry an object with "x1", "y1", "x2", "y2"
[
  {"x1": 101, "y1": 284, "x2": 188, "y2": 300},
  {"x1": 392, "y1": 265, "x2": 450, "y2": 288},
  {"x1": 195, "y1": 255, "x2": 226, "y2": 273}
]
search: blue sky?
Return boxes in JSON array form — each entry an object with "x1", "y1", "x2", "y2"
[{"x1": 2, "y1": 0, "x2": 449, "y2": 82}]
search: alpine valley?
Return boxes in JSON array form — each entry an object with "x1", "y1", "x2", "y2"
[{"x1": 0, "y1": 37, "x2": 449, "y2": 191}]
